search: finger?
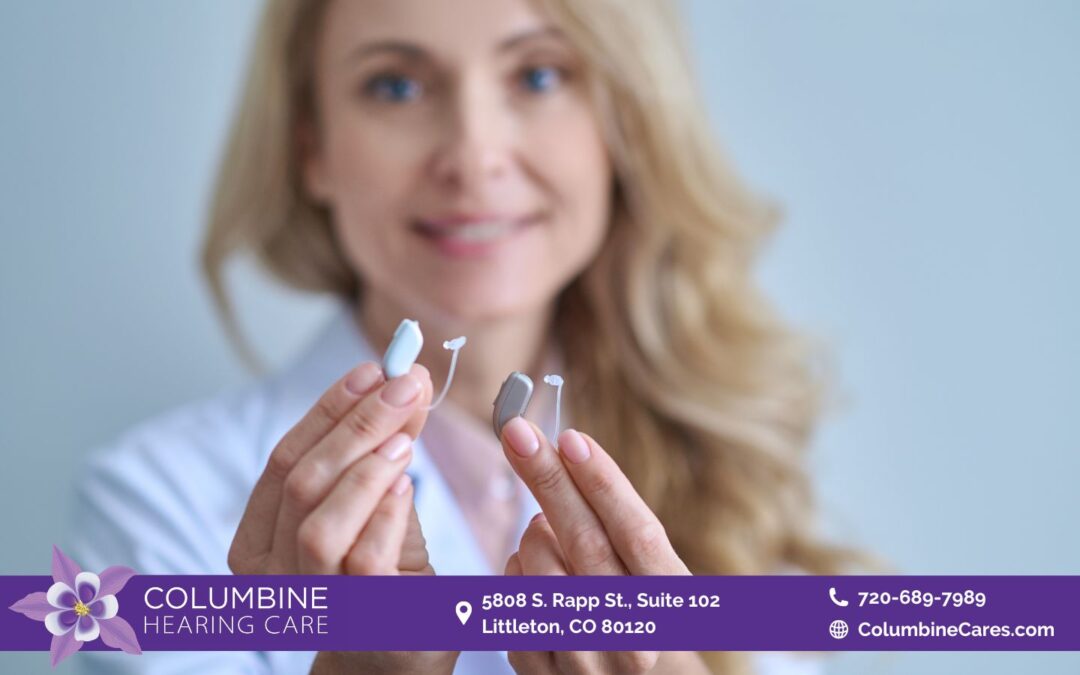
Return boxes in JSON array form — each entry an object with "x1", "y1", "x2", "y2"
[
  {"x1": 229, "y1": 361, "x2": 384, "y2": 572},
  {"x1": 552, "y1": 651, "x2": 605, "y2": 675},
  {"x1": 343, "y1": 473, "x2": 413, "y2": 575},
  {"x1": 559, "y1": 430, "x2": 688, "y2": 575},
  {"x1": 274, "y1": 365, "x2": 429, "y2": 569},
  {"x1": 294, "y1": 432, "x2": 413, "y2": 573},
  {"x1": 517, "y1": 513, "x2": 568, "y2": 575},
  {"x1": 399, "y1": 497, "x2": 434, "y2": 575},
  {"x1": 504, "y1": 552, "x2": 523, "y2": 576},
  {"x1": 607, "y1": 650, "x2": 660, "y2": 674},
  {"x1": 301, "y1": 364, "x2": 430, "y2": 480},
  {"x1": 400, "y1": 364, "x2": 434, "y2": 440},
  {"x1": 508, "y1": 650, "x2": 555, "y2": 675},
  {"x1": 613, "y1": 648, "x2": 660, "y2": 673},
  {"x1": 500, "y1": 417, "x2": 625, "y2": 575}
]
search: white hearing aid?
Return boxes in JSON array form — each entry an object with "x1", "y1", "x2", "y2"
[
  {"x1": 492, "y1": 371, "x2": 566, "y2": 442},
  {"x1": 382, "y1": 319, "x2": 423, "y2": 378},
  {"x1": 381, "y1": 318, "x2": 467, "y2": 411}
]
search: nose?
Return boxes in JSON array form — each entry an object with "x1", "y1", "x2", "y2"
[{"x1": 429, "y1": 73, "x2": 513, "y2": 191}]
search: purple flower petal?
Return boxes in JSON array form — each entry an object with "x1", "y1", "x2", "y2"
[
  {"x1": 44, "y1": 609, "x2": 77, "y2": 637},
  {"x1": 75, "y1": 614, "x2": 100, "y2": 642},
  {"x1": 90, "y1": 594, "x2": 118, "y2": 620},
  {"x1": 8, "y1": 591, "x2": 54, "y2": 621},
  {"x1": 74, "y1": 571, "x2": 100, "y2": 604},
  {"x1": 46, "y1": 582, "x2": 77, "y2": 610},
  {"x1": 96, "y1": 565, "x2": 136, "y2": 597},
  {"x1": 98, "y1": 616, "x2": 142, "y2": 655},
  {"x1": 51, "y1": 545, "x2": 81, "y2": 588},
  {"x1": 50, "y1": 630, "x2": 82, "y2": 667}
]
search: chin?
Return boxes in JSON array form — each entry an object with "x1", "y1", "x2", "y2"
[{"x1": 413, "y1": 280, "x2": 553, "y2": 324}]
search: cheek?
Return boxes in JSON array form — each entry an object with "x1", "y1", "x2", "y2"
[
  {"x1": 529, "y1": 109, "x2": 613, "y2": 266},
  {"x1": 325, "y1": 126, "x2": 425, "y2": 283}
]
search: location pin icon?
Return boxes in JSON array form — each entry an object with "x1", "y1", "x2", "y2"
[{"x1": 456, "y1": 600, "x2": 472, "y2": 626}]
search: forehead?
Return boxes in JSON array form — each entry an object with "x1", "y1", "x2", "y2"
[{"x1": 317, "y1": 0, "x2": 553, "y2": 62}]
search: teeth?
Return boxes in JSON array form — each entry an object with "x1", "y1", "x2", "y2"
[{"x1": 427, "y1": 221, "x2": 517, "y2": 242}]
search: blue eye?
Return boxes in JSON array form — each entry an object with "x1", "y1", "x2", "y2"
[
  {"x1": 365, "y1": 74, "x2": 421, "y2": 102},
  {"x1": 521, "y1": 65, "x2": 562, "y2": 93}
]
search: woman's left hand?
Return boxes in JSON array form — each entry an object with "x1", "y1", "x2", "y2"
[{"x1": 498, "y1": 418, "x2": 704, "y2": 674}]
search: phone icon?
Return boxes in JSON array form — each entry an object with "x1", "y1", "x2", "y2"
[{"x1": 829, "y1": 587, "x2": 849, "y2": 607}]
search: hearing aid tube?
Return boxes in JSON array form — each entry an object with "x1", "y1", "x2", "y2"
[
  {"x1": 543, "y1": 374, "x2": 565, "y2": 444},
  {"x1": 425, "y1": 336, "x2": 467, "y2": 410}
]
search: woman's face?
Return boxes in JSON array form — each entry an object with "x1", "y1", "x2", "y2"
[{"x1": 303, "y1": 0, "x2": 612, "y2": 322}]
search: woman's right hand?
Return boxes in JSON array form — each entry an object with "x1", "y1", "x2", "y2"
[
  {"x1": 228, "y1": 360, "x2": 459, "y2": 674},
  {"x1": 229, "y1": 360, "x2": 432, "y2": 576}
]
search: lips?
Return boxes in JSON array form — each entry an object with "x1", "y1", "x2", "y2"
[
  {"x1": 418, "y1": 212, "x2": 531, "y2": 228},
  {"x1": 411, "y1": 212, "x2": 540, "y2": 244}
]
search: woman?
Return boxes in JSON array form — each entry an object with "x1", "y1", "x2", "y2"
[{"x1": 68, "y1": 0, "x2": 857, "y2": 673}]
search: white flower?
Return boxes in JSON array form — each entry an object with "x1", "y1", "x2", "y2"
[{"x1": 43, "y1": 571, "x2": 118, "y2": 642}]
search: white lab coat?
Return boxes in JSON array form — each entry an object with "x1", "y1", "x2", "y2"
[{"x1": 65, "y1": 301, "x2": 820, "y2": 675}]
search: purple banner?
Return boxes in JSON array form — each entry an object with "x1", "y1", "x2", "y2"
[{"x1": 4, "y1": 575, "x2": 1078, "y2": 652}]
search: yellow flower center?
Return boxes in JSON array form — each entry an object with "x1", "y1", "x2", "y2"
[{"x1": 74, "y1": 601, "x2": 90, "y2": 617}]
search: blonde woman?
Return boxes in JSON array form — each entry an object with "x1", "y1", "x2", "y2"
[{"x1": 69, "y1": 0, "x2": 856, "y2": 673}]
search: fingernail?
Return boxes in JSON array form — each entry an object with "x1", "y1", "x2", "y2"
[
  {"x1": 504, "y1": 416, "x2": 539, "y2": 458},
  {"x1": 530, "y1": 511, "x2": 546, "y2": 524},
  {"x1": 391, "y1": 473, "x2": 412, "y2": 495},
  {"x1": 376, "y1": 433, "x2": 411, "y2": 461},
  {"x1": 345, "y1": 362, "x2": 383, "y2": 396},
  {"x1": 381, "y1": 374, "x2": 421, "y2": 407},
  {"x1": 559, "y1": 429, "x2": 591, "y2": 464}
]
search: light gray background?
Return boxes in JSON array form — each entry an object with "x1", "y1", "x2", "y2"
[{"x1": 1, "y1": 1, "x2": 1077, "y2": 673}]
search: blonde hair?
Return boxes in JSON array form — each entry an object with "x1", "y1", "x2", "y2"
[{"x1": 203, "y1": 1, "x2": 865, "y2": 672}]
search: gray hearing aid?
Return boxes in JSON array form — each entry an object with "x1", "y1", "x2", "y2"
[
  {"x1": 492, "y1": 371, "x2": 534, "y2": 437},
  {"x1": 382, "y1": 319, "x2": 423, "y2": 378}
]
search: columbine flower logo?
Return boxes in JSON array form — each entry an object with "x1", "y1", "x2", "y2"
[{"x1": 8, "y1": 545, "x2": 142, "y2": 666}]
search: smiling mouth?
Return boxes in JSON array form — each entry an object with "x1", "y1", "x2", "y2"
[{"x1": 411, "y1": 214, "x2": 541, "y2": 244}]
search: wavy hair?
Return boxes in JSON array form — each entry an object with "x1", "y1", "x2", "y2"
[{"x1": 202, "y1": 1, "x2": 866, "y2": 671}]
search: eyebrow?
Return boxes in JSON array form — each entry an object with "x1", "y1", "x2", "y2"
[{"x1": 344, "y1": 25, "x2": 566, "y2": 65}]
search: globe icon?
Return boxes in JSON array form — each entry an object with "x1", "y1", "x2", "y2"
[{"x1": 829, "y1": 619, "x2": 849, "y2": 640}]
